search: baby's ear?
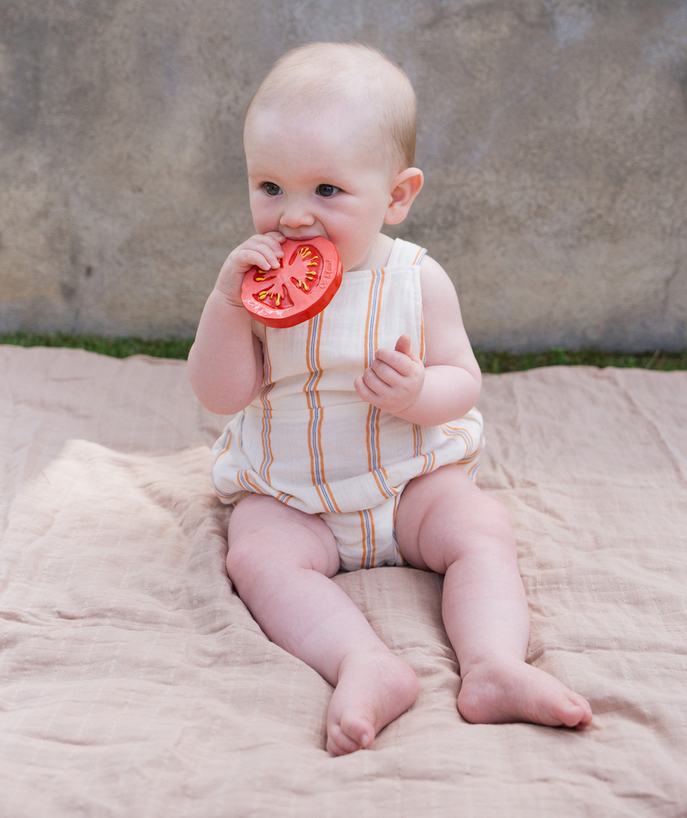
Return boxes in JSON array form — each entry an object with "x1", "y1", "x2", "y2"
[{"x1": 384, "y1": 168, "x2": 424, "y2": 225}]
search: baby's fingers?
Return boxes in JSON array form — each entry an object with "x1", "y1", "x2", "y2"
[
  {"x1": 368, "y1": 356, "x2": 405, "y2": 388},
  {"x1": 215, "y1": 234, "x2": 286, "y2": 300},
  {"x1": 354, "y1": 374, "x2": 378, "y2": 404},
  {"x1": 395, "y1": 334, "x2": 412, "y2": 356},
  {"x1": 261, "y1": 232, "x2": 287, "y2": 263},
  {"x1": 395, "y1": 334, "x2": 423, "y2": 364},
  {"x1": 243, "y1": 234, "x2": 286, "y2": 270},
  {"x1": 372, "y1": 346, "x2": 415, "y2": 378}
]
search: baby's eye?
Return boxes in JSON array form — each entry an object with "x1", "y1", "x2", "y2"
[
  {"x1": 316, "y1": 184, "x2": 340, "y2": 198},
  {"x1": 262, "y1": 182, "x2": 282, "y2": 196}
]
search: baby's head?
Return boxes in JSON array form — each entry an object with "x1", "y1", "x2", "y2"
[
  {"x1": 243, "y1": 43, "x2": 423, "y2": 272},
  {"x1": 245, "y1": 42, "x2": 417, "y2": 176}
]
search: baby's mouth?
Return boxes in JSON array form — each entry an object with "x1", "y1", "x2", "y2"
[{"x1": 280, "y1": 232, "x2": 325, "y2": 242}]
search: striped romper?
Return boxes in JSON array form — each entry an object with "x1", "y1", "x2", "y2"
[{"x1": 211, "y1": 238, "x2": 484, "y2": 571}]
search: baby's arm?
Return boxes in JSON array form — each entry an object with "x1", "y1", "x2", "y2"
[
  {"x1": 354, "y1": 255, "x2": 481, "y2": 426},
  {"x1": 187, "y1": 232, "x2": 285, "y2": 415}
]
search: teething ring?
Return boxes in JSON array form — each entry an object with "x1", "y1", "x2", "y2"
[{"x1": 241, "y1": 237, "x2": 343, "y2": 328}]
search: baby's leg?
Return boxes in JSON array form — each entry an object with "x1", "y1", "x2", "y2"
[
  {"x1": 226, "y1": 495, "x2": 418, "y2": 755},
  {"x1": 395, "y1": 466, "x2": 592, "y2": 728}
]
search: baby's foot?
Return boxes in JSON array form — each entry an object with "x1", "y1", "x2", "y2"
[
  {"x1": 457, "y1": 656, "x2": 593, "y2": 729},
  {"x1": 326, "y1": 649, "x2": 419, "y2": 756}
]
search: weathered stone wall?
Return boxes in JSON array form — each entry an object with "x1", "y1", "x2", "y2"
[{"x1": 1, "y1": 0, "x2": 686, "y2": 350}]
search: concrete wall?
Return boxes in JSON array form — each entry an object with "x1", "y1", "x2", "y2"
[{"x1": 1, "y1": 0, "x2": 686, "y2": 351}]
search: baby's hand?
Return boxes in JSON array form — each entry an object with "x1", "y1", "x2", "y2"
[
  {"x1": 214, "y1": 232, "x2": 286, "y2": 306},
  {"x1": 354, "y1": 334, "x2": 425, "y2": 416}
]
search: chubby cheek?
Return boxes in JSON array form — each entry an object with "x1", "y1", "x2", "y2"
[
  {"x1": 249, "y1": 196, "x2": 276, "y2": 234},
  {"x1": 249, "y1": 209, "x2": 269, "y2": 234},
  {"x1": 318, "y1": 220, "x2": 361, "y2": 271}
]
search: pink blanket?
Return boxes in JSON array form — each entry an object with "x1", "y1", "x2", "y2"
[{"x1": 1, "y1": 346, "x2": 686, "y2": 816}]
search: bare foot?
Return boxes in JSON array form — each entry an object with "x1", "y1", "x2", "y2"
[
  {"x1": 457, "y1": 656, "x2": 593, "y2": 729},
  {"x1": 326, "y1": 649, "x2": 419, "y2": 756}
]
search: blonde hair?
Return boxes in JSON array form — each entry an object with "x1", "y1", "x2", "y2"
[{"x1": 245, "y1": 42, "x2": 417, "y2": 171}]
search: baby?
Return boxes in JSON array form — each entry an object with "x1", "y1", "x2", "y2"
[{"x1": 188, "y1": 42, "x2": 593, "y2": 756}]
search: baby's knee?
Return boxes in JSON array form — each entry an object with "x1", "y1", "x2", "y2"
[
  {"x1": 225, "y1": 514, "x2": 340, "y2": 592},
  {"x1": 442, "y1": 492, "x2": 516, "y2": 565},
  {"x1": 473, "y1": 494, "x2": 513, "y2": 539},
  {"x1": 225, "y1": 535, "x2": 263, "y2": 590}
]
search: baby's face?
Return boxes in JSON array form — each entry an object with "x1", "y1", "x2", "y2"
[{"x1": 244, "y1": 98, "x2": 398, "y2": 272}]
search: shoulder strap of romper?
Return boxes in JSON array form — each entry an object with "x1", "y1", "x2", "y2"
[{"x1": 386, "y1": 238, "x2": 427, "y2": 268}]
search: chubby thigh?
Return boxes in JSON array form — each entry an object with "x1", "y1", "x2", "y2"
[
  {"x1": 394, "y1": 464, "x2": 516, "y2": 575},
  {"x1": 227, "y1": 494, "x2": 341, "y2": 578},
  {"x1": 227, "y1": 492, "x2": 406, "y2": 576},
  {"x1": 226, "y1": 463, "x2": 505, "y2": 580}
]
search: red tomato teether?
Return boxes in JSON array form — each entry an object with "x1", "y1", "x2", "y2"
[{"x1": 241, "y1": 237, "x2": 343, "y2": 328}]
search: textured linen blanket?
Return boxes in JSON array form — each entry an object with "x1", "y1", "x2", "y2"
[{"x1": 1, "y1": 345, "x2": 686, "y2": 817}]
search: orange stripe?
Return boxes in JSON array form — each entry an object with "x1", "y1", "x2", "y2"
[
  {"x1": 413, "y1": 423, "x2": 423, "y2": 456},
  {"x1": 329, "y1": 486, "x2": 342, "y2": 513},
  {"x1": 302, "y1": 319, "x2": 342, "y2": 514},
  {"x1": 304, "y1": 320, "x2": 324, "y2": 488},
  {"x1": 313, "y1": 317, "x2": 325, "y2": 483},
  {"x1": 413, "y1": 424, "x2": 434, "y2": 474},
  {"x1": 364, "y1": 270, "x2": 385, "y2": 476},
  {"x1": 365, "y1": 404, "x2": 375, "y2": 474},
  {"x1": 441, "y1": 423, "x2": 474, "y2": 446},
  {"x1": 358, "y1": 509, "x2": 376, "y2": 570},
  {"x1": 315, "y1": 484, "x2": 328, "y2": 510},
  {"x1": 373, "y1": 269, "x2": 384, "y2": 352},
  {"x1": 372, "y1": 273, "x2": 383, "y2": 474},
  {"x1": 211, "y1": 430, "x2": 234, "y2": 499},
  {"x1": 239, "y1": 470, "x2": 262, "y2": 494},
  {"x1": 413, "y1": 247, "x2": 425, "y2": 362},
  {"x1": 368, "y1": 511, "x2": 376, "y2": 568},
  {"x1": 260, "y1": 340, "x2": 274, "y2": 484},
  {"x1": 371, "y1": 469, "x2": 387, "y2": 497},
  {"x1": 424, "y1": 451, "x2": 436, "y2": 474},
  {"x1": 315, "y1": 483, "x2": 342, "y2": 514},
  {"x1": 364, "y1": 272, "x2": 377, "y2": 474},
  {"x1": 363, "y1": 273, "x2": 377, "y2": 369},
  {"x1": 359, "y1": 512, "x2": 366, "y2": 569},
  {"x1": 212, "y1": 430, "x2": 232, "y2": 467},
  {"x1": 306, "y1": 319, "x2": 342, "y2": 513}
]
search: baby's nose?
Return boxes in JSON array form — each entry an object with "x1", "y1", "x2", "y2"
[{"x1": 279, "y1": 197, "x2": 315, "y2": 228}]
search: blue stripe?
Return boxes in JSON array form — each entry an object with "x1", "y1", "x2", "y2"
[
  {"x1": 412, "y1": 424, "x2": 422, "y2": 457},
  {"x1": 259, "y1": 335, "x2": 274, "y2": 480},
  {"x1": 259, "y1": 382, "x2": 274, "y2": 481},
  {"x1": 361, "y1": 510, "x2": 373, "y2": 569},
  {"x1": 369, "y1": 405, "x2": 380, "y2": 470},
  {"x1": 305, "y1": 314, "x2": 333, "y2": 508},
  {"x1": 372, "y1": 468, "x2": 396, "y2": 497},
  {"x1": 320, "y1": 485, "x2": 338, "y2": 513},
  {"x1": 237, "y1": 413, "x2": 245, "y2": 452},
  {"x1": 305, "y1": 315, "x2": 321, "y2": 483},
  {"x1": 366, "y1": 270, "x2": 382, "y2": 366}
]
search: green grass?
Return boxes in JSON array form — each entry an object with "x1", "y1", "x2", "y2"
[
  {"x1": 0, "y1": 332, "x2": 194, "y2": 360},
  {"x1": 1, "y1": 332, "x2": 686, "y2": 372},
  {"x1": 475, "y1": 346, "x2": 687, "y2": 373}
]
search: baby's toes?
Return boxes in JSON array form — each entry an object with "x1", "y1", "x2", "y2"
[
  {"x1": 326, "y1": 722, "x2": 364, "y2": 756},
  {"x1": 563, "y1": 694, "x2": 593, "y2": 729}
]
